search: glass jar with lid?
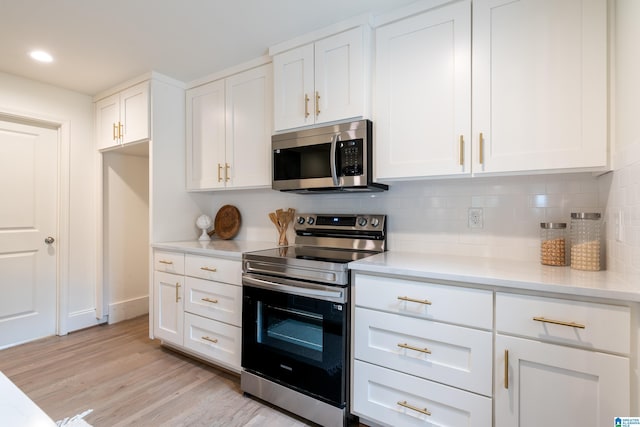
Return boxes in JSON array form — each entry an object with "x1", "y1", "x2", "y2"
[
  {"x1": 570, "y1": 212, "x2": 602, "y2": 271},
  {"x1": 540, "y1": 222, "x2": 567, "y2": 266}
]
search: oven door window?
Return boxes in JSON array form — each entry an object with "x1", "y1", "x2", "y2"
[{"x1": 242, "y1": 285, "x2": 347, "y2": 408}]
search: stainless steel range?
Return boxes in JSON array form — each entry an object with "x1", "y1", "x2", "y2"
[{"x1": 241, "y1": 213, "x2": 386, "y2": 427}]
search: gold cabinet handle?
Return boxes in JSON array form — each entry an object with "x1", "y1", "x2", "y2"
[
  {"x1": 504, "y1": 349, "x2": 509, "y2": 389},
  {"x1": 315, "y1": 91, "x2": 320, "y2": 116},
  {"x1": 175, "y1": 282, "x2": 181, "y2": 303},
  {"x1": 217, "y1": 164, "x2": 223, "y2": 182},
  {"x1": 533, "y1": 316, "x2": 585, "y2": 329},
  {"x1": 397, "y1": 296, "x2": 432, "y2": 305},
  {"x1": 459, "y1": 135, "x2": 464, "y2": 165},
  {"x1": 118, "y1": 122, "x2": 123, "y2": 141},
  {"x1": 201, "y1": 297, "x2": 218, "y2": 304},
  {"x1": 202, "y1": 336, "x2": 218, "y2": 344},
  {"x1": 200, "y1": 267, "x2": 217, "y2": 272},
  {"x1": 479, "y1": 132, "x2": 484, "y2": 164},
  {"x1": 225, "y1": 163, "x2": 230, "y2": 182},
  {"x1": 304, "y1": 94, "x2": 310, "y2": 118},
  {"x1": 398, "y1": 342, "x2": 431, "y2": 354},
  {"x1": 112, "y1": 123, "x2": 118, "y2": 141},
  {"x1": 158, "y1": 260, "x2": 173, "y2": 265},
  {"x1": 397, "y1": 400, "x2": 431, "y2": 416}
]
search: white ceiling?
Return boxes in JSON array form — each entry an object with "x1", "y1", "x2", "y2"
[{"x1": 0, "y1": 0, "x2": 415, "y2": 96}]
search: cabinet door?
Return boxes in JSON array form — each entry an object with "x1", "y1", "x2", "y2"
[
  {"x1": 272, "y1": 44, "x2": 314, "y2": 131},
  {"x1": 225, "y1": 64, "x2": 273, "y2": 188},
  {"x1": 472, "y1": 0, "x2": 607, "y2": 174},
  {"x1": 495, "y1": 334, "x2": 629, "y2": 427},
  {"x1": 375, "y1": 0, "x2": 471, "y2": 179},
  {"x1": 186, "y1": 79, "x2": 226, "y2": 190},
  {"x1": 153, "y1": 271, "x2": 184, "y2": 346},
  {"x1": 119, "y1": 82, "x2": 149, "y2": 145},
  {"x1": 314, "y1": 27, "x2": 365, "y2": 125},
  {"x1": 95, "y1": 93, "x2": 120, "y2": 150}
]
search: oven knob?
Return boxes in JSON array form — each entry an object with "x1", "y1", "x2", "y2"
[
  {"x1": 371, "y1": 217, "x2": 380, "y2": 228},
  {"x1": 357, "y1": 217, "x2": 368, "y2": 227},
  {"x1": 297, "y1": 216, "x2": 305, "y2": 224},
  {"x1": 307, "y1": 217, "x2": 315, "y2": 225}
]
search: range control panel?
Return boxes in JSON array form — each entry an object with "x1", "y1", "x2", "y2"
[{"x1": 294, "y1": 214, "x2": 385, "y2": 232}]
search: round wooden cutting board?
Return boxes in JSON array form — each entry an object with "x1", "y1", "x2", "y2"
[{"x1": 213, "y1": 205, "x2": 241, "y2": 240}]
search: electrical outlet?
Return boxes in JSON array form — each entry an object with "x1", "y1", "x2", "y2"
[{"x1": 468, "y1": 208, "x2": 483, "y2": 229}]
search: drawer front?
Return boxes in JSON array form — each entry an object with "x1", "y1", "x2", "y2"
[
  {"x1": 153, "y1": 250, "x2": 185, "y2": 274},
  {"x1": 185, "y1": 276, "x2": 242, "y2": 326},
  {"x1": 496, "y1": 293, "x2": 630, "y2": 354},
  {"x1": 183, "y1": 312, "x2": 241, "y2": 373},
  {"x1": 185, "y1": 254, "x2": 241, "y2": 284},
  {"x1": 353, "y1": 360, "x2": 492, "y2": 427},
  {"x1": 355, "y1": 274, "x2": 493, "y2": 329},
  {"x1": 354, "y1": 307, "x2": 492, "y2": 396}
]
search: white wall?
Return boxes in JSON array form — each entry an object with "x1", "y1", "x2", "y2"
[{"x1": 0, "y1": 71, "x2": 98, "y2": 332}]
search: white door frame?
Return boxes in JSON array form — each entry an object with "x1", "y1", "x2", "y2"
[{"x1": 0, "y1": 109, "x2": 71, "y2": 336}]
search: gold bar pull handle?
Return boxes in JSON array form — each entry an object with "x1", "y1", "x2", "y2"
[
  {"x1": 398, "y1": 342, "x2": 431, "y2": 354},
  {"x1": 315, "y1": 91, "x2": 320, "y2": 116},
  {"x1": 504, "y1": 349, "x2": 509, "y2": 389},
  {"x1": 119, "y1": 122, "x2": 124, "y2": 141},
  {"x1": 533, "y1": 316, "x2": 585, "y2": 329},
  {"x1": 200, "y1": 267, "x2": 217, "y2": 273},
  {"x1": 201, "y1": 297, "x2": 218, "y2": 304},
  {"x1": 397, "y1": 401, "x2": 431, "y2": 416},
  {"x1": 479, "y1": 132, "x2": 484, "y2": 164},
  {"x1": 202, "y1": 336, "x2": 218, "y2": 344},
  {"x1": 112, "y1": 123, "x2": 118, "y2": 141},
  {"x1": 225, "y1": 163, "x2": 230, "y2": 182},
  {"x1": 217, "y1": 164, "x2": 223, "y2": 182},
  {"x1": 158, "y1": 260, "x2": 173, "y2": 265},
  {"x1": 304, "y1": 94, "x2": 310, "y2": 118},
  {"x1": 459, "y1": 135, "x2": 464, "y2": 166},
  {"x1": 175, "y1": 282, "x2": 181, "y2": 303},
  {"x1": 397, "y1": 296, "x2": 432, "y2": 305}
]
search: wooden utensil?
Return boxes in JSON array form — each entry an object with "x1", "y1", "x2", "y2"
[{"x1": 269, "y1": 208, "x2": 295, "y2": 245}]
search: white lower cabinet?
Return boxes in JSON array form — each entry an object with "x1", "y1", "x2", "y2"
[
  {"x1": 353, "y1": 361, "x2": 492, "y2": 427},
  {"x1": 152, "y1": 249, "x2": 243, "y2": 373}
]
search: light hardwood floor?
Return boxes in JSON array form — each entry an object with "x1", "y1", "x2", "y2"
[{"x1": 0, "y1": 315, "x2": 323, "y2": 427}]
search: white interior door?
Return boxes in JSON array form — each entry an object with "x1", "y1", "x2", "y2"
[{"x1": 0, "y1": 119, "x2": 58, "y2": 348}]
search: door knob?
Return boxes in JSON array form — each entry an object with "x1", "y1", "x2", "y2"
[{"x1": 44, "y1": 236, "x2": 55, "y2": 244}]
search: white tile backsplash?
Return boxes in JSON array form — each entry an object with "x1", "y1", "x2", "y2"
[{"x1": 199, "y1": 167, "x2": 638, "y2": 285}]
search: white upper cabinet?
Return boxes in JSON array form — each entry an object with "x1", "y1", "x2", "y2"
[
  {"x1": 374, "y1": 0, "x2": 607, "y2": 180},
  {"x1": 375, "y1": 0, "x2": 471, "y2": 179},
  {"x1": 472, "y1": 0, "x2": 607, "y2": 174},
  {"x1": 272, "y1": 26, "x2": 367, "y2": 131},
  {"x1": 95, "y1": 81, "x2": 149, "y2": 151},
  {"x1": 186, "y1": 63, "x2": 273, "y2": 191}
]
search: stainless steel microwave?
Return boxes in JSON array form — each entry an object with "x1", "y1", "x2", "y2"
[{"x1": 272, "y1": 120, "x2": 388, "y2": 193}]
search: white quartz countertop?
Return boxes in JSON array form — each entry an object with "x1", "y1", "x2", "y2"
[
  {"x1": 152, "y1": 239, "x2": 278, "y2": 259},
  {"x1": 349, "y1": 251, "x2": 640, "y2": 302},
  {"x1": 0, "y1": 372, "x2": 56, "y2": 427}
]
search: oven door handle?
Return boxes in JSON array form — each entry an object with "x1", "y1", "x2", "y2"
[{"x1": 242, "y1": 275, "x2": 347, "y2": 303}]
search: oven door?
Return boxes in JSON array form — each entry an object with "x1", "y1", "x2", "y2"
[{"x1": 242, "y1": 274, "x2": 348, "y2": 408}]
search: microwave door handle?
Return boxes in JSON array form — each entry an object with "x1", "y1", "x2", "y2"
[{"x1": 330, "y1": 134, "x2": 340, "y2": 186}]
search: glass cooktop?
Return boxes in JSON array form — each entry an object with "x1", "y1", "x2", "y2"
[{"x1": 244, "y1": 245, "x2": 379, "y2": 265}]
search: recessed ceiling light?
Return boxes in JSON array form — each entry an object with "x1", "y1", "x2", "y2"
[{"x1": 29, "y1": 50, "x2": 53, "y2": 63}]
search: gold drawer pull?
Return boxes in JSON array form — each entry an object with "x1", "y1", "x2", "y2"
[
  {"x1": 397, "y1": 296, "x2": 432, "y2": 305},
  {"x1": 201, "y1": 297, "x2": 218, "y2": 304},
  {"x1": 398, "y1": 343, "x2": 431, "y2": 354},
  {"x1": 175, "y1": 283, "x2": 181, "y2": 303},
  {"x1": 459, "y1": 135, "x2": 464, "y2": 165},
  {"x1": 200, "y1": 267, "x2": 217, "y2": 272},
  {"x1": 397, "y1": 400, "x2": 431, "y2": 416},
  {"x1": 504, "y1": 349, "x2": 509, "y2": 389},
  {"x1": 201, "y1": 336, "x2": 218, "y2": 344},
  {"x1": 533, "y1": 316, "x2": 585, "y2": 329},
  {"x1": 158, "y1": 260, "x2": 173, "y2": 265}
]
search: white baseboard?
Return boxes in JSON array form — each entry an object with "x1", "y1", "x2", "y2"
[{"x1": 108, "y1": 296, "x2": 149, "y2": 324}]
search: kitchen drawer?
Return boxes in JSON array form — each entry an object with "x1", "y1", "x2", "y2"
[
  {"x1": 183, "y1": 312, "x2": 241, "y2": 373},
  {"x1": 354, "y1": 307, "x2": 492, "y2": 396},
  {"x1": 184, "y1": 276, "x2": 242, "y2": 327},
  {"x1": 153, "y1": 250, "x2": 185, "y2": 274},
  {"x1": 496, "y1": 293, "x2": 630, "y2": 354},
  {"x1": 353, "y1": 360, "x2": 492, "y2": 427},
  {"x1": 355, "y1": 274, "x2": 493, "y2": 329},
  {"x1": 185, "y1": 254, "x2": 241, "y2": 284}
]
